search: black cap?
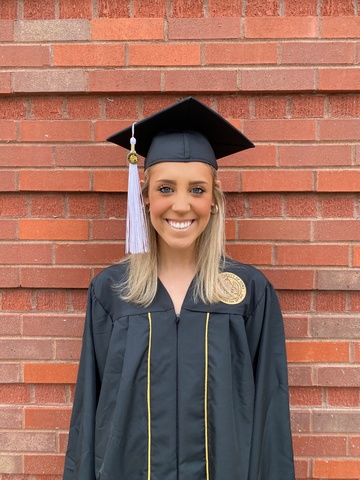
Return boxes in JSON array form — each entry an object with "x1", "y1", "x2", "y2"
[{"x1": 106, "y1": 97, "x2": 254, "y2": 170}]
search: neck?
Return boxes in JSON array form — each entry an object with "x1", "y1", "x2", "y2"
[{"x1": 157, "y1": 244, "x2": 197, "y2": 277}]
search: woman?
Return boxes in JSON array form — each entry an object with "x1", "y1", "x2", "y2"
[{"x1": 63, "y1": 97, "x2": 295, "y2": 480}]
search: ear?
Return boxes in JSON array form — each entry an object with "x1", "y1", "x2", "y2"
[{"x1": 141, "y1": 180, "x2": 149, "y2": 205}]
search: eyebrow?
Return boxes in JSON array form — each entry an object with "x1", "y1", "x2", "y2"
[{"x1": 155, "y1": 179, "x2": 209, "y2": 185}]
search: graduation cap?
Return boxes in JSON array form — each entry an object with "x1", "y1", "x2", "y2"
[{"x1": 107, "y1": 97, "x2": 254, "y2": 254}]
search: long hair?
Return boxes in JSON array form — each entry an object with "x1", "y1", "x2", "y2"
[{"x1": 117, "y1": 165, "x2": 227, "y2": 306}]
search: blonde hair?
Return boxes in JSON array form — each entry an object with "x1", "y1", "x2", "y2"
[{"x1": 117, "y1": 165, "x2": 227, "y2": 306}]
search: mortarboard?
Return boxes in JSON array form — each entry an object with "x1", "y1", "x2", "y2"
[{"x1": 107, "y1": 97, "x2": 254, "y2": 254}]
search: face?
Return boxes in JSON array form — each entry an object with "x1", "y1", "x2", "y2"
[{"x1": 144, "y1": 162, "x2": 215, "y2": 255}]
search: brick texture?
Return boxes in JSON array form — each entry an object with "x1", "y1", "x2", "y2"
[{"x1": 0, "y1": 1, "x2": 359, "y2": 478}]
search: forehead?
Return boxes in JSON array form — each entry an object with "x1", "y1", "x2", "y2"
[{"x1": 148, "y1": 161, "x2": 213, "y2": 182}]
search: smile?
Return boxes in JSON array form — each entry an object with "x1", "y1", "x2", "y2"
[{"x1": 166, "y1": 220, "x2": 193, "y2": 230}]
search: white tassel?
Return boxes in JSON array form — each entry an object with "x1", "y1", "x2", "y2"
[{"x1": 125, "y1": 125, "x2": 149, "y2": 254}]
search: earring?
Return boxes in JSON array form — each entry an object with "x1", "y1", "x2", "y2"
[{"x1": 210, "y1": 204, "x2": 219, "y2": 215}]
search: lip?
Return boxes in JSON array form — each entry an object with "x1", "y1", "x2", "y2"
[{"x1": 166, "y1": 219, "x2": 194, "y2": 230}]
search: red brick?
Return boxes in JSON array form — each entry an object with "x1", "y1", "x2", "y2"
[
  {"x1": 281, "y1": 144, "x2": 352, "y2": 167},
  {"x1": 317, "y1": 367, "x2": 360, "y2": 387},
  {"x1": 243, "y1": 170, "x2": 313, "y2": 192},
  {"x1": 31, "y1": 194, "x2": 64, "y2": 217},
  {"x1": 0, "y1": 20, "x2": 14, "y2": 40},
  {"x1": 92, "y1": 18, "x2": 164, "y2": 40},
  {"x1": 330, "y1": 95, "x2": 360, "y2": 117},
  {"x1": 293, "y1": 434, "x2": 347, "y2": 457},
  {"x1": 216, "y1": 96, "x2": 251, "y2": 119},
  {"x1": 0, "y1": 194, "x2": 27, "y2": 217},
  {"x1": 70, "y1": 289, "x2": 88, "y2": 311},
  {"x1": 68, "y1": 194, "x2": 101, "y2": 217},
  {"x1": 24, "y1": 454, "x2": 64, "y2": 475},
  {"x1": 21, "y1": 267, "x2": 91, "y2": 289},
  {"x1": 23, "y1": 0, "x2": 55, "y2": 19},
  {"x1": 225, "y1": 194, "x2": 245, "y2": 217},
  {"x1": 94, "y1": 119, "x2": 134, "y2": 142},
  {"x1": 291, "y1": 95, "x2": 325, "y2": 118},
  {"x1": 286, "y1": 195, "x2": 317, "y2": 217},
  {"x1": 164, "y1": 69, "x2": 238, "y2": 93},
  {"x1": 56, "y1": 145, "x2": 121, "y2": 167},
  {"x1": 129, "y1": 43, "x2": 200, "y2": 66},
  {"x1": 25, "y1": 406, "x2": 71, "y2": 429},
  {"x1": 262, "y1": 268, "x2": 315, "y2": 290},
  {"x1": 357, "y1": 145, "x2": 360, "y2": 165},
  {"x1": 0, "y1": 171, "x2": 17, "y2": 191},
  {"x1": 284, "y1": 0, "x2": 317, "y2": 15},
  {"x1": 314, "y1": 460, "x2": 360, "y2": 479},
  {"x1": 226, "y1": 244, "x2": 272, "y2": 265},
  {"x1": 0, "y1": 431, "x2": 56, "y2": 452},
  {"x1": 0, "y1": 0, "x2": 16, "y2": 19},
  {"x1": 350, "y1": 436, "x2": 360, "y2": 456},
  {"x1": 277, "y1": 245, "x2": 349, "y2": 267},
  {"x1": 15, "y1": 19, "x2": 90, "y2": 42},
  {"x1": 19, "y1": 219, "x2": 88, "y2": 240},
  {"x1": 317, "y1": 270, "x2": 360, "y2": 291},
  {"x1": 249, "y1": 194, "x2": 282, "y2": 216},
  {"x1": 245, "y1": 17, "x2": 317, "y2": 38},
  {"x1": 2, "y1": 289, "x2": 33, "y2": 311},
  {"x1": 283, "y1": 315, "x2": 308, "y2": 338},
  {"x1": 253, "y1": 96, "x2": 287, "y2": 118},
  {"x1": 327, "y1": 388, "x2": 360, "y2": 407},
  {"x1": 0, "y1": 314, "x2": 21, "y2": 335},
  {"x1": 98, "y1": 0, "x2": 128, "y2": 17},
  {"x1": 0, "y1": 244, "x2": 52, "y2": 265},
  {"x1": 13, "y1": 70, "x2": 87, "y2": 93},
  {"x1": 93, "y1": 170, "x2": 128, "y2": 192},
  {"x1": 24, "y1": 363, "x2": 78, "y2": 384},
  {"x1": 20, "y1": 170, "x2": 90, "y2": 192},
  {"x1": 103, "y1": 193, "x2": 127, "y2": 217},
  {"x1": 289, "y1": 387, "x2": 322, "y2": 406},
  {"x1": 104, "y1": 96, "x2": 138, "y2": 119},
  {"x1": 244, "y1": 119, "x2": 316, "y2": 141},
  {"x1": 286, "y1": 341, "x2": 349, "y2": 363},
  {"x1": 288, "y1": 365, "x2": 313, "y2": 386},
  {"x1": 0, "y1": 72, "x2": 11, "y2": 93},
  {"x1": 0, "y1": 98, "x2": 27, "y2": 119},
  {"x1": 0, "y1": 364, "x2": 20, "y2": 383},
  {"x1": 318, "y1": 171, "x2": 360, "y2": 192},
  {"x1": 23, "y1": 314, "x2": 83, "y2": 337},
  {"x1": 0, "y1": 145, "x2": 52, "y2": 167},
  {"x1": 311, "y1": 316, "x2": 360, "y2": 339},
  {"x1": 172, "y1": 0, "x2": 203, "y2": 17},
  {"x1": 35, "y1": 290, "x2": 67, "y2": 311},
  {"x1": 321, "y1": 196, "x2": 355, "y2": 218},
  {"x1": 0, "y1": 406, "x2": 23, "y2": 428},
  {"x1": 59, "y1": 0, "x2": 92, "y2": 19},
  {"x1": 206, "y1": 42, "x2": 277, "y2": 65},
  {"x1": 240, "y1": 219, "x2": 310, "y2": 240},
  {"x1": 320, "y1": 120, "x2": 360, "y2": 141},
  {"x1": 55, "y1": 243, "x2": 122, "y2": 265},
  {"x1": 319, "y1": 69, "x2": 360, "y2": 92},
  {"x1": 0, "y1": 455, "x2": 23, "y2": 474},
  {"x1": 31, "y1": 97, "x2": 63, "y2": 119},
  {"x1": 314, "y1": 220, "x2": 360, "y2": 241},
  {"x1": 242, "y1": 68, "x2": 315, "y2": 92},
  {"x1": 208, "y1": 0, "x2": 241, "y2": 16},
  {"x1": 315, "y1": 293, "x2": 347, "y2": 312},
  {"x1": 225, "y1": 145, "x2": 276, "y2": 168},
  {"x1": 355, "y1": 343, "x2": 360, "y2": 363},
  {"x1": 225, "y1": 219, "x2": 236, "y2": 240},
  {"x1": 92, "y1": 219, "x2": 126, "y2": 240},
  {"x1": 0, "y1": 384, "x2": 30, "y2": 403},
  {"x1": 0, "y1": 267, "x2": 19, "y2": 287},
  {"x1": 89, "y1": 70, "x2": 161, "y2": 93},
  {"x1": 351, "y1": 293, "x2": 360, "y2": 312},
  {"x1": 67, "y1": 96, "x2": 101, "y2": 119},
  {"x1": 246, "y1": 0, "x2": 279, "y2": 16},
  {"x1": 290, "y1": 409, "x2": 311, "y2": 433},
  {"x1": 54, "y1": 44, "x2": 125, "y2": 67},
  {"x1": 0, "y1": 339, "x2": 53, "y2": 360},
  {"x1": 0, "y1": 45, "x2": 50, "y2": 66},
  {"x1": 322, "y1": 0, "x2": 356, "y2": 15},
  {"x1": 133, "y1": 0, "x2": 166, "y2": 17},
  {"x1": 34, "y1": 384, "x2": 67, "y2": 403},
  {"x1": 56, "y1": 339, "x2": 82, "y2": 360},
  {"x1": 0, "y1": 121, "x2": 16, "y2": 141},
  {"x1": 294, "y1": 459, "x2": 309, "y2": 479},
  {"x1": 282, "y1": 41, "x2": 355, "y2": 65},
  {"x1": 20, "y1": 120, "x2": 91, "y2": 142},
  {"x1": 322, "y1": 17, "x2": 360, "y2": 38},
  {"x1": 217, "y1": 170, "x2": 240, "y2": 192}
]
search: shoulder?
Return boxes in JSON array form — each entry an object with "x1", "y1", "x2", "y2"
[
  {"x1": 90, "y1": 262, "x2": 128, "y2": 306},
  {"x1": 223, "y1": 257, "x2": 269, "y2": 289}
]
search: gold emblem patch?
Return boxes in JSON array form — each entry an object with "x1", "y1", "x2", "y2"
[{"x1": 218, "y1": 272, "x2": 247, "y2": 305}]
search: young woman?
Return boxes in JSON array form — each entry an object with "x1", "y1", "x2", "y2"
[{"x1": 63, "y1": 98, "x2": 295, "y2": 480}]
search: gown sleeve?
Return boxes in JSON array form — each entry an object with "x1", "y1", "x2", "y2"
[
  {"x1": 245, "y1": 282, "x2": 295, "y2": 480},
  {"x1": 63, "y1": 282, "x2": 112, "y2": 480}
]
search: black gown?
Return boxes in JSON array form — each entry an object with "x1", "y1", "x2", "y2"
[{"x1": 63, "y1": 258, "x2": 295, "y2": 480}]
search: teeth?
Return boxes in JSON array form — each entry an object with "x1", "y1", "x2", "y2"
[{"x1": 168, "y1": 220, "x2": 192, "y2": 230}]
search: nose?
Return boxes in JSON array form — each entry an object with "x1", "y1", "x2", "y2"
[{"x1": 172, "y1": 193, "x2": 191, "y2": 213}]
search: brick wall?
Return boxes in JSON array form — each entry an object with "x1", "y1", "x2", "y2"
[{"x1": 0, "y1": 0, "x2": 359, "y2": 479}]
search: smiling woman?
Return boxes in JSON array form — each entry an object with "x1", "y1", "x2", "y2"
[{"x1": 63, "y1": 98, "x2": 295, "y2": 480}]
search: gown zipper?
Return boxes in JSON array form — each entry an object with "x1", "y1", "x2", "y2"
[{"x1": 175, "y1": 313, "x2": 180, "y2": 480}]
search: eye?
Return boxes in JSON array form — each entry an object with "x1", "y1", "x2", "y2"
[
  {"x1": 190, "y1": 186, "x2": 205, "y2": 195},
  {"x1": 159, "y1": 185, "x2": 173, "y2": 194}
]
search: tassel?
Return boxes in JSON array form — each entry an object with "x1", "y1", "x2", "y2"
[{"x1": 125, "y1": 124, "x2": 149, "y2": 254}]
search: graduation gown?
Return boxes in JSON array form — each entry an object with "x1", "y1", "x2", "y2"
[{"x1": 63, "y1": 258, "x2": 295, "y2": 480}]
